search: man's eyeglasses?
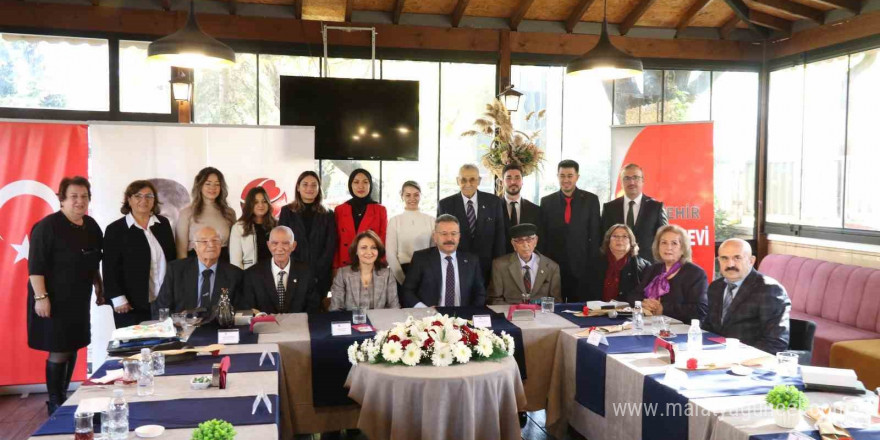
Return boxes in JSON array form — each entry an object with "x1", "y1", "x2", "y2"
[
  {"x1": 622, "y1": 176, "x2": 643, "y2": 183},
  {"x1": 513, "y1": 236, "x2": 537, "y2": 244},
  {"x1": 194, "y1": 238, "x2": 222, "y2": 247}
]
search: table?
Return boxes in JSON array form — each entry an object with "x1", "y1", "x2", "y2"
[
  {"x1": 30, "y1": 342, "x2": 281, "y2": 440},
  {"x1": 347, "y1": 356, "x2": 527, "y2": 440}
]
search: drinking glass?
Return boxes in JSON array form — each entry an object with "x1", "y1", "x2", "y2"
[
  {"x1": 152, "y1": 352, "x2": 165, "y2": 376},
  {"x1": 74, "y1": 412, "x2": 94, "y2": 440},
  {"x1": 776, "y1": 351, "x2": 799, "y2": 376},
  {"x1": 843, "y1": 396, "x2": 871, "y2": 428},
  {"x1": 122, "y1": 359, "x2": 140, "y2": 382},
  {"x1": 352, "y1": 307, "x2": 367, "y2": 325},
  {"x1": 541, "y1": 297, "x2": 555, "y2": 313},
  {"x1": 158, "y1": 308, "x2": 170, "y2": 322}
]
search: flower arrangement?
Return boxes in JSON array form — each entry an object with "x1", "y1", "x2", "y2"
[
  {"x1": 461, "y1": 99, "x2": 546, "y2": 181},
  {"x1": 348, "y1": 314, "x2": 515, "y2": 367},
  {"x1": 765, "y1": 385, "x2": 809, "y2": 410},
  {"x1": 191, "y1": 419, "x2": 236, "y2": 440}
]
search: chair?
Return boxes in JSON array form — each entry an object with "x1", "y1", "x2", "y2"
[{"x1": 788, "y1": 318, "x2": 816, "y2": 365}]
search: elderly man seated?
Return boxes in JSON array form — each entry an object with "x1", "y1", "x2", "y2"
[
  {"x1": 488, "y1": 223, "x2": 561, "y2": 305},
  {"x1": 243, "y1": 226, "x2": 316, "y2": 314}
]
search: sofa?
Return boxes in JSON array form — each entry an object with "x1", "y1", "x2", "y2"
[{"x1": 758, "y1": 254, "x2": 880, "y2": 366}]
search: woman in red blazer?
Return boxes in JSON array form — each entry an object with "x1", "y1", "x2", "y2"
[{"x1": 333, "y1": 168, "x2": 388, "y2": 269}]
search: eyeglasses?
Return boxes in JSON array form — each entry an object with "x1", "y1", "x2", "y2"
[
  {"x1": 610, "y1": 235, "x2": 630, "y2": 240},
  {"x1": 512, "y1": 236, "x2": 537, "y2": 244},
  {"x1": 622, "y1": 176, "x2": 644, "y2": 183},
  {"x1": 194, "y1": 238, "x2": 222, "y2": 246},
  {"x1": 132, "y1": 194, "x2": 155, "y2": 200},
  {"x1": 458, "y1": 177, "x2": 480, "y2": 184}
]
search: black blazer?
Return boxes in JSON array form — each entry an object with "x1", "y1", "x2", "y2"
[
  {"x1": 538, "y1": 189, "x2": 602, "y2": 300},
  {"x1": 437, "y1": 191, "x2": 506, "y2": 282},
  {"x1": 278, "y1": 205, "x2": 337, "y2": 295},
  {"x1": 102, "y1": 215, "x2": 177, "y2": 311},
  {"x1": 401, "y1": 248, "x2": 486, "y2": 308},
  {"x1": 156, "y1": 256, "x2": 244, "y2": 313},
  {"x1": 595, "y1": 254, "x2": 651, "y2": 301},
  {"x1": 501, "y1": 197, "x2": 541, "y2": 254},
  {"x1": 626, "y1": 261, "x2": 709, "y2": 323},
  {"x1": 601, "y1": 195, "x2": 668, "y2": 262},
  {"x1": 243, "y1": 258, "x2": 317, "y2": 314},
  {"x1": 703, "y1": 270, "x2": 791, "y2": 354}
]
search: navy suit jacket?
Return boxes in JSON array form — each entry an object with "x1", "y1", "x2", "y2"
[
  {"x1": 437, "y1": 190, "x2": 506, "y2": 282},
  {"x1": 501, "y1": 197, "x2": 541, "y2": 254},
  {"x1": 601, "y1": 194, "x2": 668, "y2": 262},
  {"x1": 703, "y1": 269, "x2": 791, "y2": 354},
  {"x1": 400, "y1": 248, "x2": 486, "y2": 308}
]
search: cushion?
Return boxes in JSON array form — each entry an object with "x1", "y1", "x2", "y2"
[
  {"x1": 830, "y1": 339, "x2": 880, "y2": 390},
  {"x1": 791, "y1": 311, "x2": 880, "y2": 367}
]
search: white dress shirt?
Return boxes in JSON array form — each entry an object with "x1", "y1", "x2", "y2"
[
  {"x1": 623, "y1": 193, "x2": 643, "y2": 225},
  {"x1": 461, "y1": 192, "x2": 479, "y2": 220},
  {"x1": 504, "y1": 194, "x2": 521, "y2": 224},
  {"x1": 112, "y1": 214, "x2": 167, "y2": 308},
  {"x1": 271, "y1": 258, "x2": 291, "y2": 290}
]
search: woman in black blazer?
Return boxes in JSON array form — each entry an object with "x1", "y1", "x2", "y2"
[
  {"x1": 278, "y1": 171, "x2": 337, "y2": 304},
  {"x1": 103, "y1": 180, "x2": 177, "y2": 328},
  {"x1": 596, "y1": 224, "x2": 650, "y2": 301},
  {"x1": 626, "y1": 224, "x2": 708, "y2": 323}
]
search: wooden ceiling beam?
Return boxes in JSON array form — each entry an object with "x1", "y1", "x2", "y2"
[
  {"x1": 293, "y1": 0, "x2": 302, "y2": 19},
  {"x1": 344, "y1": 0, "x2": 353, "y2": 22},
  {"x1": 451, "y1": 0, "x2": 471, "y2": 27},
  {"x1": 564, "y1": 0, "x2": 597, "y2": 33},
  {"x1": 509, "y1": 0, "x2": 537, "y2": 31},
  {"x1": 807, "y1": 0, "x2": 861, "y2": 14},
  {"x1": 619, "y1": 0, "x2": 661, "y2": 35},
  {"x1": 767, "y1": 11, "x2": 880, "y2": 58},
  {"x1": 749, "y1": 10, "x2": 792, "y2": 32},
  {"x1": 721, "y1": 0, "x2": 770, "y2": 38},
  {"x1": 674, "y1": 0, "x2": 713, "y2": 38},
  {"x1": 751, "y1": 0, "x2": 824, "y2": 23},
  {"x1": 392, "y1": 0, "x2": 405, "y2": 25},
  {"x1": 719, "y1": 15, "x2": 740, "y2": 38}
]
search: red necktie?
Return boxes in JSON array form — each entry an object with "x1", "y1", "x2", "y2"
[{"x1": 564, "y1": 196, "x2": 572, "y2": 224}]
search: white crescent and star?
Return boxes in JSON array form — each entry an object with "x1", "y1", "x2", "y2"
[{"x1": 0, "y1": 180, "x2": 60, "y2": 264}]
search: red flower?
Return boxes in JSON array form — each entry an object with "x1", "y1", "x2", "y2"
[
  {"x1": 686, "y1": 358, "x2": 698, "y2": 370},
  {"x1": 422, "y1": 337, "x2": 434, "y2": 348},
  {"x1": 431, "y1": 321, "x2": 443, "y2": 327},
  {"x1": 388, "y1": 335, "x2": 401, "y2": 343},
  {"x1": 401, "y1": 339, "x2": 411, "y2": 349}
]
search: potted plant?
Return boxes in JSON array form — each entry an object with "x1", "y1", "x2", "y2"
[
  {"x1": 765, "y1": 385, "x2": 809, "y2": 428},
  {"x1": 191, "y1": 419, "x2": 236, "y2": 440}
]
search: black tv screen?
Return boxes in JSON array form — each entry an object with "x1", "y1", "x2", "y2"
[{"x1": 280, "y1": 76, "x2": 419, "y2": 161}]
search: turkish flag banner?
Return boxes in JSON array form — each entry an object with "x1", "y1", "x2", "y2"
[{"x1": 0, "y1": 121, "x2": 89, "y2": 386}]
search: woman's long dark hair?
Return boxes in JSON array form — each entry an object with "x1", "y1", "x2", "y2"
[
  {"x1": 288, "y1": 171, "x2": 327, "y2": 214},
  {"x1": 237, "y1": 186, "x2": 277, "y2": 236},
  {"x1": 191, "y1": 167, "x2": 236, "y2": 225}
]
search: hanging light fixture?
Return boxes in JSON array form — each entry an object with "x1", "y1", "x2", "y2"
[
  {"x1": 497, "y1": 84, "x2": 524, "y2": 113},
  {"x1": 148, "y1": 0, "x2": 236, "y2": 69},
  {"x1": 566, "y1": 0, "x2": 643, "y2": 80},
  {"x1": 170, "y1": 68, "x2": 193, "y2": 102}
]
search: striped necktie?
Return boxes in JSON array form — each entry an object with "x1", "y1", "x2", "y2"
[
  {"x1": 466, "y1": 200, "x2": 476, "y2": 235},
  {"x1": 722, "y1": 282, "x2": 736, "y2": 322},
  {"x1": 444, "y1": 256, "x2": 455, "y2": 307}
]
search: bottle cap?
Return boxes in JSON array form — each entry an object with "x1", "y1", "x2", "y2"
[
  {"x1": 141, "y1": 348, "x2": 151, "y2": 358},
  {"x1": 691, "y1": 319, "x2": 700, "y2": 326},
  {"x1": 634, "y1": 301, "x2": 641, "y2": 307}
]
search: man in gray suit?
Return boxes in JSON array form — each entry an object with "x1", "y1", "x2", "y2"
[
  {"x1": 488, "y1": 223, "x2": 562, "y2": 305},
  {"x1": 702, "y1": 239, "x2": 791, "y2": 354}
]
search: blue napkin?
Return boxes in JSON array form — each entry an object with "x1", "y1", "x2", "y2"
[
  {"x1": 90, "y1": 352, "x2": 278, "y2": 379},
  {"x1": 749, "y1": 427, "x2": 880, "y2": 439}
]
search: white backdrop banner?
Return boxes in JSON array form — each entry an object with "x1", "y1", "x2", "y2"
[{"x1": 88, "y1": 122, "x2": 314, "y2": 367}]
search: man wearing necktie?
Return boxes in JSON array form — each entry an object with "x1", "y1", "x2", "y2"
[
  {"x1": 156, "y1": 226, "x2": 244, "y2": 314},
  {"x1": 488, "y1": 223, "x2": 562, "y2": 305},
  {"x1": 500, "y1": 164, "x2": 541, "y2": 254},
  {"x1": 702, "y1": 239, "x2": 791, "y2": 355},
  {"x1": 243, "y1": 226, "x2": 317, "y2": 314},
  {"x1": 601, "y1": 163, "x2": 668, "y2": 263}
]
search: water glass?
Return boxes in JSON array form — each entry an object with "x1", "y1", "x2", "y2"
[
  {"x1": 74, "y1": 412, "x2": 94, "y2": 440},
  {"x1": 541, "y1": 297, "x2": 555, "y2": 313},
  {"x1": 158, "y1": 308, "x2": 170, "y2": 322},
  {"x1": 843, "y1": 396, "x2": 871, "y2": 428},
  {"x1": 152, "y1": 352, "x2": 165, "y2": 376},
  {"x1": 776, "y1": 351, "x2": 799, "y2": 376},
  {"x1": 96, "y1": 410, "x2": 109, "y2": 440},
  {"x1": 122, "y1": 359, "x2": 139, "y2": 382},
  {"x1": 171, "y1": 312, "x2": 186, "y2": 328},
  {"x1": 352, "y1": 307, "x2": 367, "y2": 325}
]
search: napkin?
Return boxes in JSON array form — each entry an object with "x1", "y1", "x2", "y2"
[
  {"x1": 83, "y1": 369, "x2": 125, "y2": 386},
  {"x1": 250, "y1": 315, "x2": 278, "y2": 333},
  {"x1": 507, "y1": 304, "x2": 540, "y2": 320},
  {"x1": 125, "y1": 344, "x2": 225, "y2": 361},
  {"x1": 574, "y1": 321, "x2": 632, "y2": 337},
  {"x1": 816, "y1": 417, "x2": 852, "y2": 440},
  {"x1": 219, "y1": 356, "x2": 231, "y2": 389}
]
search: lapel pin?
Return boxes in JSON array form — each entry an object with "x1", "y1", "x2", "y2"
[{"x1": 464, "y1": 259, "x2": 468, "y2": 263}]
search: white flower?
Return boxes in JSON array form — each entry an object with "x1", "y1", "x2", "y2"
[
  {"x1": 445, "y1": 327, "x2": 463, "y2": 344},
  {"x1": 382, "y1": 340, "x2": 404, "y2": 363},
  {"x1": 475, "y1": 339, "x2": 494, "y2": 357},
  {"x1": 452, "y1": 342, "x2": 472, "y2": 364},
  {"x1": 454, "y1": 317, "x2": 468, "y2": 327},
  {"x1": 375, "y1": 330, "x2": 388, "y2": 342},
  {"x1": 502, "y1": 332, "x2": 516, "y2": 356},
  {"x1": 389, "y1": 326, "x2": 407, "y2": 340},
  {"x1": 431, "y1": 345, "x2": 453, "y2": 367},
  {"x1": 402, "y1": 345, "x2": 423, "y2": 366},
  {"x1": 347, "y1": 342, "x2": 359, "y2": 365},
  {"x1": 356, "y1": 350, "x2": 365, "y2": 363}
]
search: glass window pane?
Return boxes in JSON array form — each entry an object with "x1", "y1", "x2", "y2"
[
  {"x1": 800, "y1": 56, "x2": 847, "y2": 228},
  {"x1": 119, "y1": 40, "x2": 170, "y2": 114},
  {"x1": 321, "y1": 160, "x2": 381, "y2": 209},
  {"x1": 712, "y1": 71, "x2": 758, "y2": 240},
  {"x1": 258, "y1": 54, "x2": 320, "y2": 126},
  {"x1": 0, "y1": 33, "x2": 109, "y2": 111},
  {"x1": 438, "y1": 62, "x2": 496, "y2": 200},
  {"x1": 563, "y1": 76, "x2": 614, "y2": 203},
  {"x1": 612, "y1": 70, "x2": 661, "y2": 125},
  {"x1": 194, "y1": 53, "x2": 257, "y2": 125},
  {"x1": 510, "y1": 65, "x2": 564, "y2": 204},
  {"x1": 326, "y1": 57, "x2": 377, "y2": 79},
  {"x1": 663, "y1": 70, "x2": 711, "y2": 122},
  {"x1": 766, "y1": 66, "x2": 804, "y2": 224},
  {"x1": 380, "y1": 60, "x2": 440, "y2": 217},
  {"x1": 845, "y1": 49, "x2": 880, "y2": 231}
]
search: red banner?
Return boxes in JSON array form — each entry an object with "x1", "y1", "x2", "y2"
[
  {"x1": 0, "y1": 121, "x2": 89, "y2": 386},
  {"x1": 612, "y1": 123, "x2": 715, "y2": 278}
]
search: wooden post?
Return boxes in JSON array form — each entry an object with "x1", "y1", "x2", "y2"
[
  {"x1": 177, "y1": 101, "x2": 192, "y2": 124},
  {"x1": 755, "y1": 42, "x2": 770, "y2": 262},
  {"x1": 498, "y1": 30, "x2": 511, "y2": 94}
]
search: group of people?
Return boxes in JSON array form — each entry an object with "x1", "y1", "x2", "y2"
[{"x1": 26, "y1": 160, "x2": 792, "y2": 416}]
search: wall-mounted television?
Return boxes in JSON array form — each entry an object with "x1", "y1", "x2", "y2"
[{"x1": 280, "y1": 76, "x2": 419, "y2": 161}]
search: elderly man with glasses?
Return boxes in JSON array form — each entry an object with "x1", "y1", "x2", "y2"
[{"x1": 488, "y1": 223, "x2": 561, "y2": 305}]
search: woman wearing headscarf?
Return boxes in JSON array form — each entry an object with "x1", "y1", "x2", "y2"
[{"x1": 332, "y1": 168, "x2": 387, "y2": 269}]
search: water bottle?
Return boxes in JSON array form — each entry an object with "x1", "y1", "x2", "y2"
[
  {"x1": 137, "y1": 348, "x2": 154, "y2": 397},
  {"x1": 107, "y1": 388, "x2": 129, "y2": 440},
  {"x1": 688, "y1": 319, "x2": 703, "y2": 353},
  {"x1": 632, "y1": 301, "x2": 644, "y2": 334}
]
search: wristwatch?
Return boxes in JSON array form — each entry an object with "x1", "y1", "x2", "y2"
[{"x1": 34, "y1": 293, "x2": 48, "y2": 301}]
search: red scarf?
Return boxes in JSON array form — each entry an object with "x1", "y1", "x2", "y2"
[{"x1": 603, "y1": 253, "x2": 629, "y2": 302}]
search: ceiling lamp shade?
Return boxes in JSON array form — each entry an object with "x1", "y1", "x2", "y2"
[
  {"x1": 148, "y1": 1, "x2": 235, "y2": 69},
  {"x1": 566, "y1": 0, "x2": 643, "y2": 81}
]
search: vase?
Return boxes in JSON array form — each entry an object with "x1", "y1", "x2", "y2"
[{"x1": 772, "y1": 408, "x2": 802, "y2": 428}]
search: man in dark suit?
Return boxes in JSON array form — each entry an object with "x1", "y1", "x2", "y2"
[
  {"x1": 401, "y1": 215, "x2": 486, "y2": 307},
  {"x1": 437, "y1": 164, "x2": 506, "y2": 285},
  {"x1": 538, "y1": 160, "x2": 601, "y2": 302},
  {"x1": 156, "y1": 226, "x2": 244, "y2": 313},
  {"x1": 601, "y1": 163, "x2": 668, "y2": 262},
  {"x1": 244, "y1": 226, "x2": 316, "y2": 314},
  {"x1": 703, "y1": 239, "x2": 791, "y2": 354},
  {"x1": 500, "y1": 164, "x2": 541, "y2": 254}
]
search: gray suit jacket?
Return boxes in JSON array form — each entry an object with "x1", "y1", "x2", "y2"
[
  {"x1": 702, "y1": 269, "x2": 791, "y2": 355},
  {"x1": 330, "y1": 266, "x2": 400, "y2": 311},
  {"x1": 488, "y1": 252, "x2": 562, "y2": 305}
]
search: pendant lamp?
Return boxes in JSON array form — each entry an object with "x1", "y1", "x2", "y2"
[
  {"x1": 148, "y1": 0, "x2": 236, "y2": 69},
  {"x1": 566, "y1": 0, "x2": 643, "y2": 80}
]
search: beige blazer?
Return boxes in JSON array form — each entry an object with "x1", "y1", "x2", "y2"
[
  {"x1": 330, "y1": 266, "x2": 401, "y2": 311},
  {"x1": 488, "y1": 252, "x2": 562, "y2": 305}
]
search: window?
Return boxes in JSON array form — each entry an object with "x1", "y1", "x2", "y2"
[
  {"x1": 564, "y1": 75, "x2": 614, "y2": 203},
  {"x1": 845, "y1": 49, "x2": 880, "y2": 231},
  {"x1": 194, "y1": 53, "x2": 257, "y2": 125},
  {"x1": 325, "y1": 57, "x2": 377, "y2": 79},
  {"x1": 0, "y1": 33, "x2": 109, "y2": 111},
  {"x1": 257, "y1": 54, "x2": 320, "y2": 126},
  {"x1": 766, "y1": 66, "x2": 804, "y2": 224},
  {"x1": 613, "y1": 70, "x2": 662, "y2": 125},
  {"x1": 663, "y1": 70, "x2": 710, "y2": 123},
  {"x1": 119, "y1": 40, "x2": 171, "y2": 114}
]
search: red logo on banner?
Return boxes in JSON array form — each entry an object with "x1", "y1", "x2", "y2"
[
  {"x1": 240, "y1": 178, "x2": 288, "y2": 218},
  {"x1": 0, "y1": 122, "x2": 89, "y2": 385}
]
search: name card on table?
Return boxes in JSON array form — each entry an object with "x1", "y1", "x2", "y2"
[
  {"x1": 586, "y1": 329, "x2": 609, "y2": 346},
  {"x1": 218, "y1": 329, "x2": 240, "y2": 344},
  {"x1": 662, "y1": 366, "x2": 688, "y2": 390},
  {"x1": 473, "y1": 315, "x2": 493, "y2": 328},
  {"x1": 331, "y1": 321, "x2": 352, "y2": 336}
]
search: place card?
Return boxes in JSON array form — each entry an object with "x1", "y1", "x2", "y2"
[
  {"x1": 331, "y1": 321, "x2": 352, "y2": 336},
  {"x1": 586, "y1": 330, "x2": 608, "y2": 346},
  {"x1": 218, "y1": 329, "x2": 240, "y2": 344},
  {"x1": 662, "y1": 366, "x2": 688, "y2": 390},
  {"x1": 654, "y1": 337, "x2": 676, "y2": 364},
  {"x1": 473, "y1": 315, "x2": 492, "y2": 328}
]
